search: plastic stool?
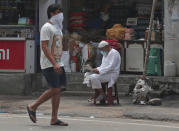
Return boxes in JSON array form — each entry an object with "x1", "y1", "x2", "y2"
[{"x1": 94, "y1": 82, "x2": 119, "y2": 105}]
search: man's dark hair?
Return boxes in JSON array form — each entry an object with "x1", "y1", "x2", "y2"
[{"x1": 47, "y1": 4, "x2": 62, "y2": 19}]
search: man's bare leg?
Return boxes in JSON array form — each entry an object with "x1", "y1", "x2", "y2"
[
  {"x1": 28, "y1": 88, "x2": 61, "y2": 121},
  {"x1": 95, "y1": 88, "x2": 105, "y2": 101},
  {"x1": 51, "y1": 89, "x2": 61, "y2": 124},
  {"x1": 98, "y1": 88, "x2": 105, "y2": 96}
]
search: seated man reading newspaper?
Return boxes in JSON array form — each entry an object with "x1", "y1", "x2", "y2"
[{"x1": 84, "y1": 41, "x2": 121, "y2": 101}]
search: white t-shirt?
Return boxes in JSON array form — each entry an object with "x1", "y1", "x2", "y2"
[
  {"x1": 50, "y1": 14, "x2": 64, "y2": 67},
  {"x1": 40, "y1": 22, "x2": 58, "y2": 69}
]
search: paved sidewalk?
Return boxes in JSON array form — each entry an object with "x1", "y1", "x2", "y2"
[{"x1": 0, "y1": 94, "x2": 179, "y2": 121}]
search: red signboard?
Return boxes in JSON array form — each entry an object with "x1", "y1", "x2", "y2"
[{"x1": 0, "y1": 41, "x2": 25, "y2": 70}]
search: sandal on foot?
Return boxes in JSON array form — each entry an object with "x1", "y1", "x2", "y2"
[
  {"x1": 88, "y1": 97, "x2": 94, "y2": 103},
  {"x1": 27, "y1": 106, "x2": 36, "y2": 123},
  {"x1": 51, "y1": 120, "x2": 68, "y2": 126}
]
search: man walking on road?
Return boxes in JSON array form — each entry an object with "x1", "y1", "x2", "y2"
[{"x1": 27, "y1": 4, "x2": 68, "y2": 126}]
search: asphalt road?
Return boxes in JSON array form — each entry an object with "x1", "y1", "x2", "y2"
[{"x1": 0, "y1": 114, "x2": 179, "y2": 131}]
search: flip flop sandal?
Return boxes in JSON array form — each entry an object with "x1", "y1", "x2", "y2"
[
  {"x1": 51, "y1": 120, "x2": 68, "y2": 126},
  {"x1": 27, "y1": 106, "x2": 36, "y2": 123},
  {"x1": 88, "y1": 97, "x2": 94, "y2": 103}
]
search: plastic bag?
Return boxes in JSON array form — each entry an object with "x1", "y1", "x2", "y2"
[
  {"x1": 61, "y1": 51, "x2": 71, "y2": 72},
  {"x1": 133, "y1": 78, "x2": 152, "y2": 104}
]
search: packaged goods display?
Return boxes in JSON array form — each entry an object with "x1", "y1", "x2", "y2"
[
  {"x1": 0, "y1": 0, "x2": 35, "y2": 39},
  {"x1": 0, "y1": 0, "x2": 35, "y2": 25}
]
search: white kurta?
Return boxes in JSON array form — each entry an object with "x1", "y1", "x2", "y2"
[{"x1": 90, "y1": 49, "x2": 121, "y2": 89}]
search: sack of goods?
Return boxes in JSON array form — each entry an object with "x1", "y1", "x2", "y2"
[
  {"x1": 105, "y1": 40, "x2": 121, "y2": 53},
  {"x1": 106, "y1": 24, "x2": 126, "y2": 40}
]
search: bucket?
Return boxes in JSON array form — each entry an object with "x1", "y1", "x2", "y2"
[{"x1": 164, "y1": 61, "x2": 177, "y2": 77}]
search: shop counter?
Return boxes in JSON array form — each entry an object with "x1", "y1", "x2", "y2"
[{"x1": 0, "y1": 37, "x2": 35, "y2": 73}]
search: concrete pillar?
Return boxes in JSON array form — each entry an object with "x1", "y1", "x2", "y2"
[
  {"x1": 61, "y1": 0, "x2": 70, "y2": 32},
  {"x1": 39, "y1": 0, "x2": 56, "y2": 30},
  {"x1": 39, "y1": 0, "x2": 68, "y2": 32},
  {"x1": 164, "y1": 0, "x2": 179, "y2": 76},
  {"x1": 56, "y1": 0, "x2": 62, "y2": 5}
]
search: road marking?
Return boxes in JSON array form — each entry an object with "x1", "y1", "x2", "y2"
[{"x1": 0, "y1": 114, "x2": 179, "y2": 129}]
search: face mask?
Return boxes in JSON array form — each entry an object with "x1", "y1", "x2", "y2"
[
  {"x1": 50, "y1": 12, "x2": 64, "y2": 30},
  {"x1": 100, "y1": 51, "x2": 107, "y2": 56}
]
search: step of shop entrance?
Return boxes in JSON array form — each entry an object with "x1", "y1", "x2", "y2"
[
  {"x1": 66, "y1": 73, "x2": 140, "y2": 84},
  {"x1": 66, "y1": 79, "x2": 131, "y2": 92},
  {"x1": 0, "y1": 73, "x2": 134, "y2": 95},
  {"x1": 1, "y1": 73, "x2": 179, "y2": 96},
  {"x1": 30, "y1": 73, "x2": 179, "y2": 97},
  {"x1": 63, "y1": 73, "x2": 140, "y2": 96}
]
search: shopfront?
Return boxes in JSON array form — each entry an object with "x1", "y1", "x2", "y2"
[
  {"x1": 0, "y1": 0, "x2": 38, "y2": 73},
  {"x1": 62, "y1": 0, "x2": 164, "y2": 76},
  {"x1": 0, "y1": 0, "x2": 167, "y2": 76}
]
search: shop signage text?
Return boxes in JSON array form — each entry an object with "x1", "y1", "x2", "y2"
[
  {"x1": 0, "y1": 49, "x2": 9, "y2": 60},
  {"x1": 0, "y1": 41, "x2": 25, "y2": 70}
]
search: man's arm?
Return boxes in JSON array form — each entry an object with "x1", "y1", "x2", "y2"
[
  {"x1": 59, "y1": 35, "x2": 63, "y2": 58},
  {"x1": 51, "y1": 36, "x2": 56, "y2": 57},
  {"x1": 96, "y1": 53, "x2": 119, "y2": 75},
  {"x1": 41, "y1": 40, "x2": 62, "y2": 74}
]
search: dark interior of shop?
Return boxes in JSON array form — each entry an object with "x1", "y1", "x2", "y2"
[
  {"x1": 0, "y1": 0, "x2": 35, "y2": 25},
  {"x1": 68, "y1": 0, "x2": 163, "y2": 40},
  {"x1": 66, "y1": 0, "x2": 164, "y2": 75}
]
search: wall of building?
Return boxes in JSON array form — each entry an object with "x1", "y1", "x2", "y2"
[
  {"x1": 39, "y1": 0, "x2": 67, "y2": 32},
  {"x1": 39, "y1": 0, "x2": 56, "y2": 30},
  {"x1": 61, "y1": 0, "x2": 70, "y2": 32},
  {"x1": 164, "y1": 0, "x2": 179, "y2": 76},
  {"x1": 57, "y1": 0, "x2": 62, "y2": 5}
]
